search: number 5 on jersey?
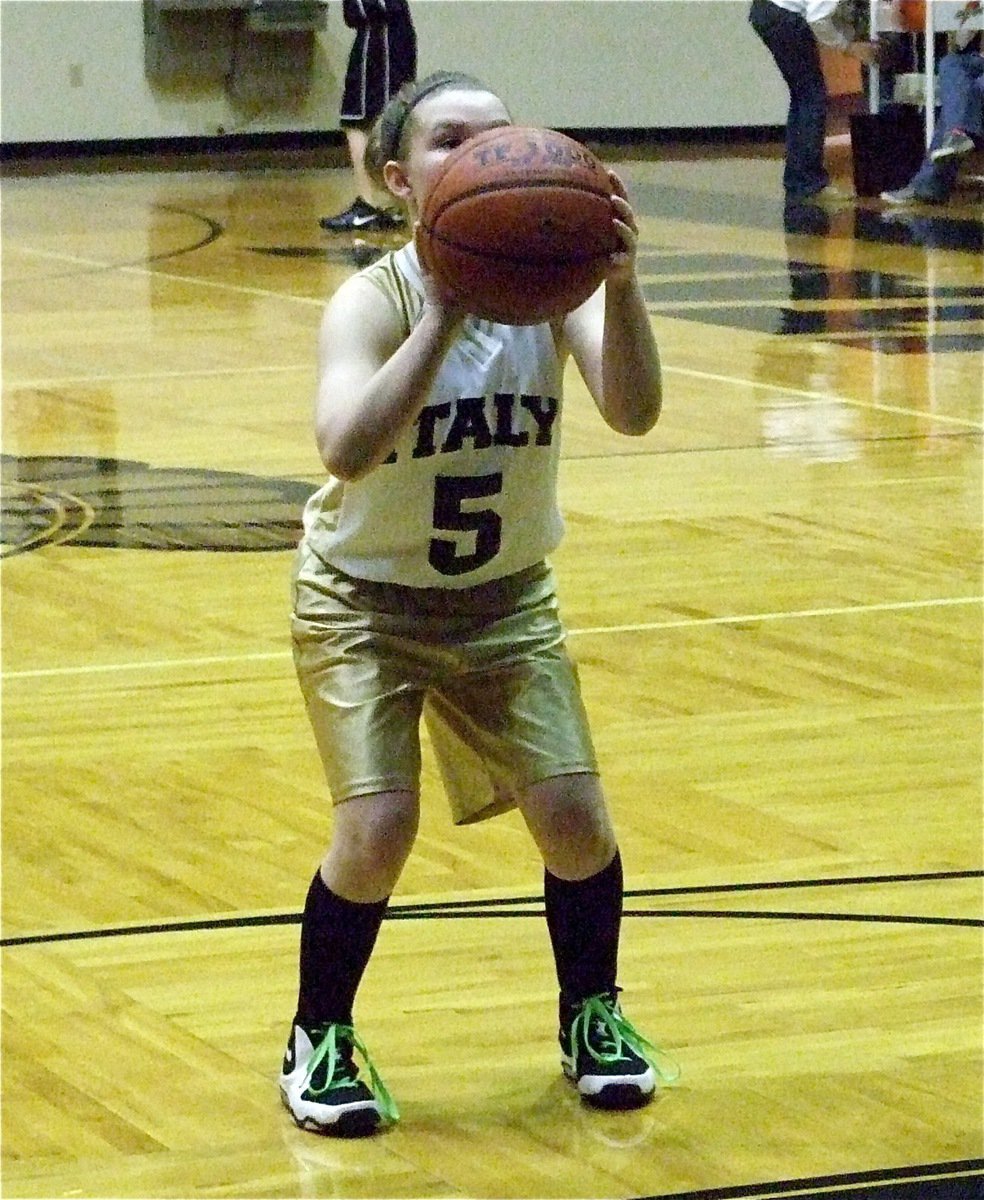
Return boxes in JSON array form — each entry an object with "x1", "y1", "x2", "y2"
[{"x1": 429, "y1": 473, "x2": 504, "y2": 576}]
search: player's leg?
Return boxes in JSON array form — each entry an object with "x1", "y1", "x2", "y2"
[
  {"x1": 424, "y1": 563, "x2": 678, "y2": 1108},
  {"x1": 284, "y1": 572, "x2": 428, "y2": 1136},
  {"x1": 320, "y1": 21, "x2": 401, "y2": 231},
  {"x1": 930, "y1": 54, "x2": 984, "y2": 162},
  {"x1": 344, "y1": 127, "x2": 375, "y2": 211},
  {"x1": 517, "y1": 773, "x2": 671, "y2": 1109},
  {"x1": 320, "y1": 12, "x2": 414, "y2": 232},
  {"x1": 280, "y1": 790, "x2": 417, "y2": 1137},
  {"x1": 320, "y1": 121, "x2": 405, "y2": 232}
]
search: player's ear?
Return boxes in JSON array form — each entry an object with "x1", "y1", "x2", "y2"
[{"x1": 384, "y1": 160, "x2": 412, "y2": 201}]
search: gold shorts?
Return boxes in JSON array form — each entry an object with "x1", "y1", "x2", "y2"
[{"x1": 291, "y1": 554, "x2": 598, "y2": 824}]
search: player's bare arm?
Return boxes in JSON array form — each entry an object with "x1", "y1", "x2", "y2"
[
  {"x1": 315, "y1": 278, "x2": 463, "y2": 480},
  {"x1": 562, "y1": 177, "x2": 662, "y2": 436}
]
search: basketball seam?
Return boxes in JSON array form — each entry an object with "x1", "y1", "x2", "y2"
[
  {"x1": 423, "y1": 178, "x2": 612, "y2": 228},
  {"x1": 421, "y1": 229, "x2": 610, "y2": 268}
]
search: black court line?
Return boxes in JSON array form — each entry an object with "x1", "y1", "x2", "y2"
[
  {"x1": 145, "y1": 204, "x2": 224, "y2": 263},
  {"x1": 636, "y1": 1156, "x2": 984, "y2": 1199},
  {"x1": 619, "y1": 909, "x2": 980, "y2": 928},
  {"x1": 3, "y1": 872, "x2": 979, "y2": 1200},
  {"x1": 2, "y1": 869, "x2": 980, "y2": 948},
  {"x1": 5, "y1": 204, "x2": 224, "y2": 283},
  {"x1": 418, "y1": 868, "x2": 984, "y2": 906}
]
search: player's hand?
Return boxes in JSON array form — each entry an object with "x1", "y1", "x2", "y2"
[
  {"x1": 413, "y1": 222, "x2": 468, "y2": 326},
  {"x1": 605, "y1": 170, "x2": 640, "y2": 285}
]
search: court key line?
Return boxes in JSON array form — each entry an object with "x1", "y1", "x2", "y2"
[
  {"x1": 10, "y1": 244, "x2": 326, "y2": 307},
  {"x1": 661, "y1": 365, "x2": 984, "y2": 431},
  {"x1": 3, "y1": 594, "x2": 979, "y2": 681},
  {"x1": 7, "y1": 361, "x2": 984, "y2": 432},
  {"x1": 8, "y1": 364, "x2": 314, "y2": 388}
]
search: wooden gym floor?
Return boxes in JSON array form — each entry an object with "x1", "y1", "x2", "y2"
[{"x1": 1, "y1": 129, "x2": 982, "y2": 1200}]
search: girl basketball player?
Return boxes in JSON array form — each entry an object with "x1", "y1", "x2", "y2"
[{"x1": 280, "y1": 71, "x2": 670, "y2": 1137}]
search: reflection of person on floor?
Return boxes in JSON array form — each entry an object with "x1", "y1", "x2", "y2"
[
  {"x1": 779, "y1": 202, "x2": 832, "y2": 333},
  {"x1": 881, "y1": 2, "x2": 983, "y2": 204}
]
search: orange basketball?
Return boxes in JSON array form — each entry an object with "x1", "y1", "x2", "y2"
[{"x1": 417, "y1": 126, "x2": 617, "y2": 325}]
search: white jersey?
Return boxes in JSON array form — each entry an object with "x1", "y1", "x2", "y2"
[
  {"x1": 766, "y1": 0, "x2": 853, "y2": 46},
  {"x1": 299, "y1": 243, "x2": 567, "y2": 588}
]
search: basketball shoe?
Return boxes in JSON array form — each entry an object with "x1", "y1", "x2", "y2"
[
  {"x1": 880, "y1": 184, "x2": 945, "y2": 206},
  {"x1": 802, "y1": 184, "x2": 854, "y2": 205},
  {"x1": 930, "y1": 129, "x2": 975, "y2": 161},
  {"x1": 559, "y1": 991, "x2": 677, "y2": 1110},
  {"x1": 319, "y1": 198, "x2": 405, "y2": 233},
  {"x1": 279, "y1": 1021, "x2": 398, "y2": 1136}
]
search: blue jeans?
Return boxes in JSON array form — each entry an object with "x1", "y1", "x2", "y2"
[
  {"x1": 910, "y1": 52, "x2": 984, "y2": 200},
  {"x1": 750, "y1": 0, "x2": 830, "y2": 201}
]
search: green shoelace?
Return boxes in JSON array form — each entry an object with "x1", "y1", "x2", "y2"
[
  {"x1": 571, "y1": 994, "x2": 681, "y2": 1085},
  {"x1": 303, "y1": 1023, "x2": 400, "y2": 1124}
]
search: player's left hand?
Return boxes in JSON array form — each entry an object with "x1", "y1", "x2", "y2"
[{"x1": 605, "y1": 170, "x2": 640, "y2": 286}]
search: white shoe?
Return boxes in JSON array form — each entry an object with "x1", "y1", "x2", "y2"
[
  {"x1": 880, "y1": 184, "x2": 918, "y2": 205},
  {"x1": 930, "y1": 130, "x2": 975, "y2": 161},
  {"x1": 880, "y1": 184, "x2": 945, "y2": 206},
  {"x1": 803, "y1": 184, "x2": 854, "y2": 205}
]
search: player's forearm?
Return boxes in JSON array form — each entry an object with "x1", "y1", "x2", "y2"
[
  {"x1": 600, "y1": 277, "x2": 662, "y2": 435},
  {"x1": 317, "y1": 307, "x2": 462, "y2": 480}
]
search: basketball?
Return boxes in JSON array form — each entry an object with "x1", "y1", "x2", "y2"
[{"x1": 417, "y1": 126, "x2": 617, "y2": 325}]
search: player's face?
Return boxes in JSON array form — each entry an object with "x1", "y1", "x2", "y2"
[{"x1": 401, "y1": 88, "x2": 511, "y2": 210}]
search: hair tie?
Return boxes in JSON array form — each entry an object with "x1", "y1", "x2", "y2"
[{"x1": 378, "y1": 70, "x2": 489, "y2": 164}]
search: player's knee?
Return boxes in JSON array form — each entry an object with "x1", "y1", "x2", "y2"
[
  {"x1": 560, "y1": 821, "x2": 617, "y2": 878},
  {"x1": 521, "y1": 773, "x2": 616, "y2": 876},
  {"x1": 335, "y1": 791, "x2": 419, "y2": 875}
]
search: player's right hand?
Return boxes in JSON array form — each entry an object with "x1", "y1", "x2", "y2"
[{"x1": 413, "y1": 222, "x2": 469, "y2": 325}]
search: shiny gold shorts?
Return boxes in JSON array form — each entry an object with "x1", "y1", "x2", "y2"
[{"x1": 291, "y1": 554, "x2": 598, "y2": 824}]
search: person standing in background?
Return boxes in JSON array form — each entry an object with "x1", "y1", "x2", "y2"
[
  {"x1": 881, "y1": 0, "x2": 983, "y2": 205},
  {"x1": 320, "y1": 0, "x2": 417, "y2": 232},
  {"x1": 750, "y1": 0, "x2": 880, "y2": 203}
]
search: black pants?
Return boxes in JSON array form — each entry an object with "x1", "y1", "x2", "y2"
[{"x1": 340, "y1": 0, "x2": 417, "y2": 126}]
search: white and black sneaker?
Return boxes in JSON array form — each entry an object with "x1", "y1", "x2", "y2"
[
  {"x1": 319, "y1": 198, "x2": 405, "y2": 233},
  {"x1": 560, "y1": 992, "x2": 678, "y2": 1110},
  {"x1": 279, "y1": 1021, "x2": 398, "y2": 1137}
]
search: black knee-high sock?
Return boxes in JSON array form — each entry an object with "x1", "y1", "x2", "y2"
[
  {"x1": 544, "y1": 850, "x2": 623, "y2": 1022},
  {"x1": 295, "y1": 871, "x2": 389, "y2": 1028}
]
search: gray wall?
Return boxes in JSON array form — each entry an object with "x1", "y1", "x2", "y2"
[{"x1": 0, "y1": 0, "x2": 787, "y2": 144}]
